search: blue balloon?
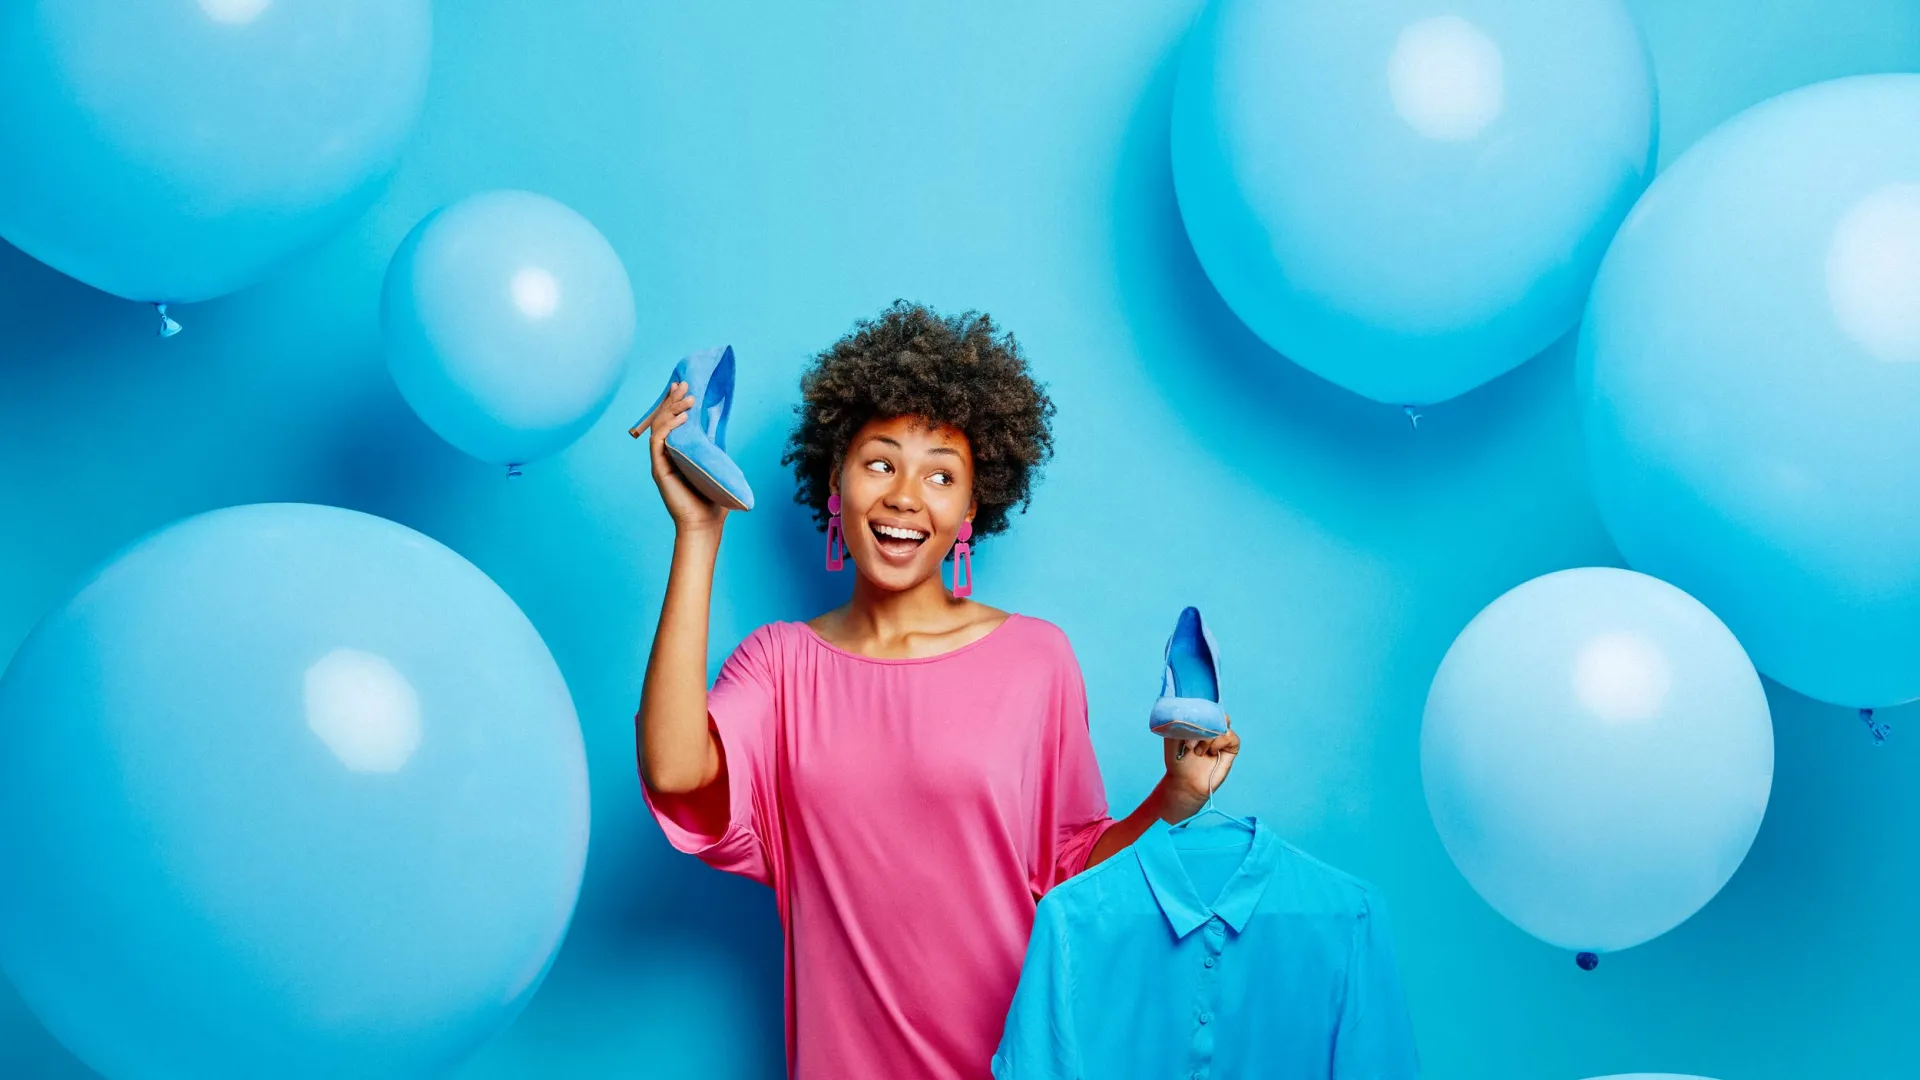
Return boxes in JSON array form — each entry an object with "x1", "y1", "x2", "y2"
[
  {"x1": 1580, "y1": 74, "x2": 1920, "y2": 710},
  {"x1": 1172, "y1": 0, "x2": 1656, "y2": 406},
  {"x1": 383, "y1": 190, "x2": 638, "y2": 471},
  {"x1": 0, "y1": 504, "x2": 589, "y2": 1079},
  {"x1": 1589, "y1": 1068, "x2": 1728, "y2": 1076},
  {"x1": 1422, "y1": 568, "x2": 1773, "y2": 955},
  {"x1": 0, "y1": 0, "x2": 431, "y2": 305}
]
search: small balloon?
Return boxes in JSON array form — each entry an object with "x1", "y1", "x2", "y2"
[
  {"x1": 0, "y1": 503, "x2": 589, "y2": 1079},
  {"x1": 1422, "y1": 567, "x2": 1773, "y2": 956},
  {"x1": 383, "y1": 190, "x2": 638, "y2": 471}
]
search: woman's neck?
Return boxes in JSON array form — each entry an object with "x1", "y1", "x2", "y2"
[
  {"x1": 845, "y1": 573, "x2": 970, "y2": 636},
  {"x1": 809, "y1": 574, "x2": 1006, "y2": 657}
]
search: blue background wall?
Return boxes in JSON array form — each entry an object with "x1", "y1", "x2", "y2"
[{"x1": 4, "y1": 2, "x2": 1919, "y2": 1077}]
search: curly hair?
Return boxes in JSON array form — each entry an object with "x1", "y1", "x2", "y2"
[{"x1": 783, "y1": 300, "x2": 1056, "y2": 541}]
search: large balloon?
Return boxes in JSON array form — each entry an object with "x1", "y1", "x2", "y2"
[
  {"x1": 383, "y1": 190, "x2": 638, "y2": 472},
  {"x1": 1585, "y1": 1075, "x2": 1722, "y2": 1080},
  {"x1": 0, "y1": 504, "x2": 589, "y2": 1079},
  {"x1": 1580, "y1": 74, "x2": 1920, "y2": 711},
  {"x1": 0, "y1": 0, "x2": 431, "y2": 305},
  {"x1": 1422, "y1": 568, "x2": 1773, "y2": 958},
  {"x1": 1172, "y1": 0, "x2": 1656, "y2": 406}
]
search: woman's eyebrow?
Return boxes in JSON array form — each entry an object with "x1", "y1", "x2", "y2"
[{"x1": 858, "y1": 434, "x2": 960, "y2": 458}]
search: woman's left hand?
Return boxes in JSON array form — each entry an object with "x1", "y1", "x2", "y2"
[{"x1": 1162, "y1": 713, "x2": 1240, "y2": 814}]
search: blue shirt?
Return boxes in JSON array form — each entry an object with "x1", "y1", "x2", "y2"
[{"x1": 992, "y1": 816, "x2": 1420, "y2": 1079}]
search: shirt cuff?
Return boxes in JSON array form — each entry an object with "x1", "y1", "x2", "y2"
[{"x1": 640, "y1": 716, "x2": 754, "y2": 860}]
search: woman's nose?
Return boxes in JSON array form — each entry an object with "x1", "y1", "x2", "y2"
[{"x1": 883, "y1": 477, "x2": 921, "y2": 512}]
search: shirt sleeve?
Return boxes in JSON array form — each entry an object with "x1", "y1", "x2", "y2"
[
  {"x1": 1333, "y1": 891, "x2": 1422, "y2": 1079},
  {"x1": 991, "y1": 896, "x2": 1081, "y2": 1080},
  {"x1": 1030, "y1": 628, "x2": 1113, "y2": 898},
  {"x1": 640, "y1": 623, "x2": 780, "y2": 887}
]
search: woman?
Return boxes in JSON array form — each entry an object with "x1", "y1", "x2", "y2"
[{"x1": 636, "y1": 301, "x2": 1242, "y2": 1079}]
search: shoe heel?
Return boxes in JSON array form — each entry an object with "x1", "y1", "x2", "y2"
[{"x1": 630, "y1": 382, "x2": 670, "y2": 437}]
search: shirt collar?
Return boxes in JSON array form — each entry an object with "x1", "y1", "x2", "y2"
[{"x1": 1136, "y1": 815, "x2": 1278, "y2": 939}]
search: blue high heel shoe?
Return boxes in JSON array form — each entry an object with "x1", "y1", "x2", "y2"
[
  {"x1": 631, "y1": 346, "x2": 755, "y2": 511},
  {"x1": 1149, "y1": 606, "x2": 1228, "y2": 740}
]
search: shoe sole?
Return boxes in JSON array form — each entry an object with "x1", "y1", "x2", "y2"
[
  {"x1": 665, "y1": 443, "x2": 752, "y2": 511},
  {"x1": 1150, "y1": 719, "x2": 1228, "y2": 740}
]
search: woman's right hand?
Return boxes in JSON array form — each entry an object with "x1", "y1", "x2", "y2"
[{"x1": 632, "y1": 381, "x2": 730, "y2": 535}]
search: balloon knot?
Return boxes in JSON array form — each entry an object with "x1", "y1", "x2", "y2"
[
  {"x1": 155, "y1": 303, "x2": 181, "y2": 339},
  {"x1": 1576, "y1": 951, "x2": 1598, "y2": 971},
  {"x1": 505, "y1": 463, "x2": 524, "y2": 479},
  {"x1": 1402, "y1": 404, "x2": 1421, "y2": 431},
  {"x1": 1860, "y1": 708, "x2": 1889, "y2": 745}
]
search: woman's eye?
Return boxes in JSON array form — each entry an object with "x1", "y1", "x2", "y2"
[
  {"x1": 865, "y1": 459, "x2": 891, "y2": 474},
  {"x1": 929, "y1": 472, "x2": 952, "y2": 486}
]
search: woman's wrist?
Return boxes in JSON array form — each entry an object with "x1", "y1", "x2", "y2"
[
  {"x1": 1155, "y1": 775, "x2": 1206, "y2": 823},
  {"x1": 673, "y1": 521, "x2": 724, "y2": 553}
]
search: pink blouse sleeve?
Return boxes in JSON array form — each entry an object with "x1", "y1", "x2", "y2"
[
  {"x1": 1030, "y1": 626, "x2": 1114, "y2": 898},
  {"x1": 641, "y1": 624, "x2": 781, "y2": 887}
]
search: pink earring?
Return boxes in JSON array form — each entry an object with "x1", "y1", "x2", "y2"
[
  {"x1": 825, "y1": 494, "x2": 846, "y2": 571},
  {"x1": 948, "y1": 520, "x2": 973, "y2": 598}
]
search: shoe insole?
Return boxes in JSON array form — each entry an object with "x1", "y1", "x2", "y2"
[{"x1": 1169, "y1": 636, "x2": 1218, "y2": 701}]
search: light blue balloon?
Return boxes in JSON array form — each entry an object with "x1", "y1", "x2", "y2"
[
  {"x1": 0, "y1": 0, "x2": 431, "y2": 304},
  {"x1": 1171, "y1": 0, "x2": 1656, "y2": 406},
  {"x1": 0, "y1": 503, "x2": 589, "y2": 1080},
  {"x1": 383, "y1": 190, "x2": 638, "y2": 470},
  {"x1": 1580, "y1": 74, "x2": 1920, "y2": 711},
  {"x1": 1584, "y1": 1075, "x2": 1723, "y2": 1080},
  {"x1": 1422, "y1": 568, "x2": 1773, "y2": 955}
]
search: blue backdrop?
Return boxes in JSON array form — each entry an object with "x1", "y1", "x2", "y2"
[{"x1": 3, "y1": 2, "x2": 1918, "y2": 1077}]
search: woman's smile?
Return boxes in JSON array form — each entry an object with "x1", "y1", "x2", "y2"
[{"x1": 868, "y1": 519, "x2": 930, "y2": 562}]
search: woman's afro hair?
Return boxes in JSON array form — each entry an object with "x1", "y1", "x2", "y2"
[{"x1": 782, "y1": 300, "x2": 1056, "y2": 541}]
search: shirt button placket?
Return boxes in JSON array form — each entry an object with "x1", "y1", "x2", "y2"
[{"x1": 1187, "y1": 916, "x2": 1225, "y2": 1080}]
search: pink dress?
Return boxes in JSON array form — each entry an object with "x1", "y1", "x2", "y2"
[{"x1": 642, "y1": 613, "x2": 1115, "y2": 1079}]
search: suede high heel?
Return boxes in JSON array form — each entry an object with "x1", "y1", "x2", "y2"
[
  {"x1": 631, "y1": 345, "x2": 755, "y2": 511},
  {"x1": 1149, "y1": 606, "x2": 1228, "y2": 740}
]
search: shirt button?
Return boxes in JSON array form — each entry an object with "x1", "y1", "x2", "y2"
[{"x1": 1203, "y1": 956, "x2": 1216, "y2": 967}]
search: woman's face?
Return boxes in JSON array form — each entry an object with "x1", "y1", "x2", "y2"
[{"x1": 832, "y1": 414, "x2": 976, "y2": 593}]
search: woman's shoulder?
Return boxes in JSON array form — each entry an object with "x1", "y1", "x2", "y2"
[
  {"x1": 719, "y1": 620, "x2": 808, "y2": 666},
  {"x1": 998, "y1": 611, "x2": 1080, "y2": 660}
]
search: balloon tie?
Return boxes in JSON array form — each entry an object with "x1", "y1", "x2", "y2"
[
  {"x1": 505, "y1": 463, "x2": 524, "y2": 479},
  {"x1": 1402, "y1": 404, "x2": 1421, "y2": 431},
  {"x1": 1576, "y1": 952, "x2": 1598, "y2": 971},
  {"x1": 1860, "y1": 708, "x2": 1889, "y2": 745},
  {"x1": 155, "y1": 303, "x2": 181, "y2": 339}
]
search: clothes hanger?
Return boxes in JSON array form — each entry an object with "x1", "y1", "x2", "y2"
[{"x1": 1170, "y1": 743, "x2": 1252, "y2": 833}]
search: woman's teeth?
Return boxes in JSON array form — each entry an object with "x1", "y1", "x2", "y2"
[{"x1": 871, "y1": 523, "x2": 928, "y2": 556}]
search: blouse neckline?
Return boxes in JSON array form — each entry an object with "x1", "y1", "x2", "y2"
[{"x1": 795, "y1": 612, "x2": 1024, "y2": 666}]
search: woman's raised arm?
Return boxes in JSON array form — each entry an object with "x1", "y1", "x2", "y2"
[{"x1": 635, "y1": 381, "x2": 732, "y2": 795}]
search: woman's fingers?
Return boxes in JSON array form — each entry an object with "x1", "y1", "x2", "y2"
[
  {"x1": 1195, "y1": 729, "x2": 1240, "y2": 756},
  {"x1": 629, "y1": 381, "x2": 687, "y2": 437}
]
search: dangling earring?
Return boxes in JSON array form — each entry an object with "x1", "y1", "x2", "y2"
[
  {"x1": 948, "y1": 520, "x2": 973, "y2": 598},
  {"x1": 825, "y1": 494, "x2": 846, "y2": 571}
]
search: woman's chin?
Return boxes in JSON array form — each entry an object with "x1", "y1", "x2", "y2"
[{"x1": 851, "y1": 546, "x2": 938, "y2": 590}]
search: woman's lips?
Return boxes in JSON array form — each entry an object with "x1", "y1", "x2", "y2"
[{"x1": 869, "y1": 523, "x2": 926, "y2": 563}]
